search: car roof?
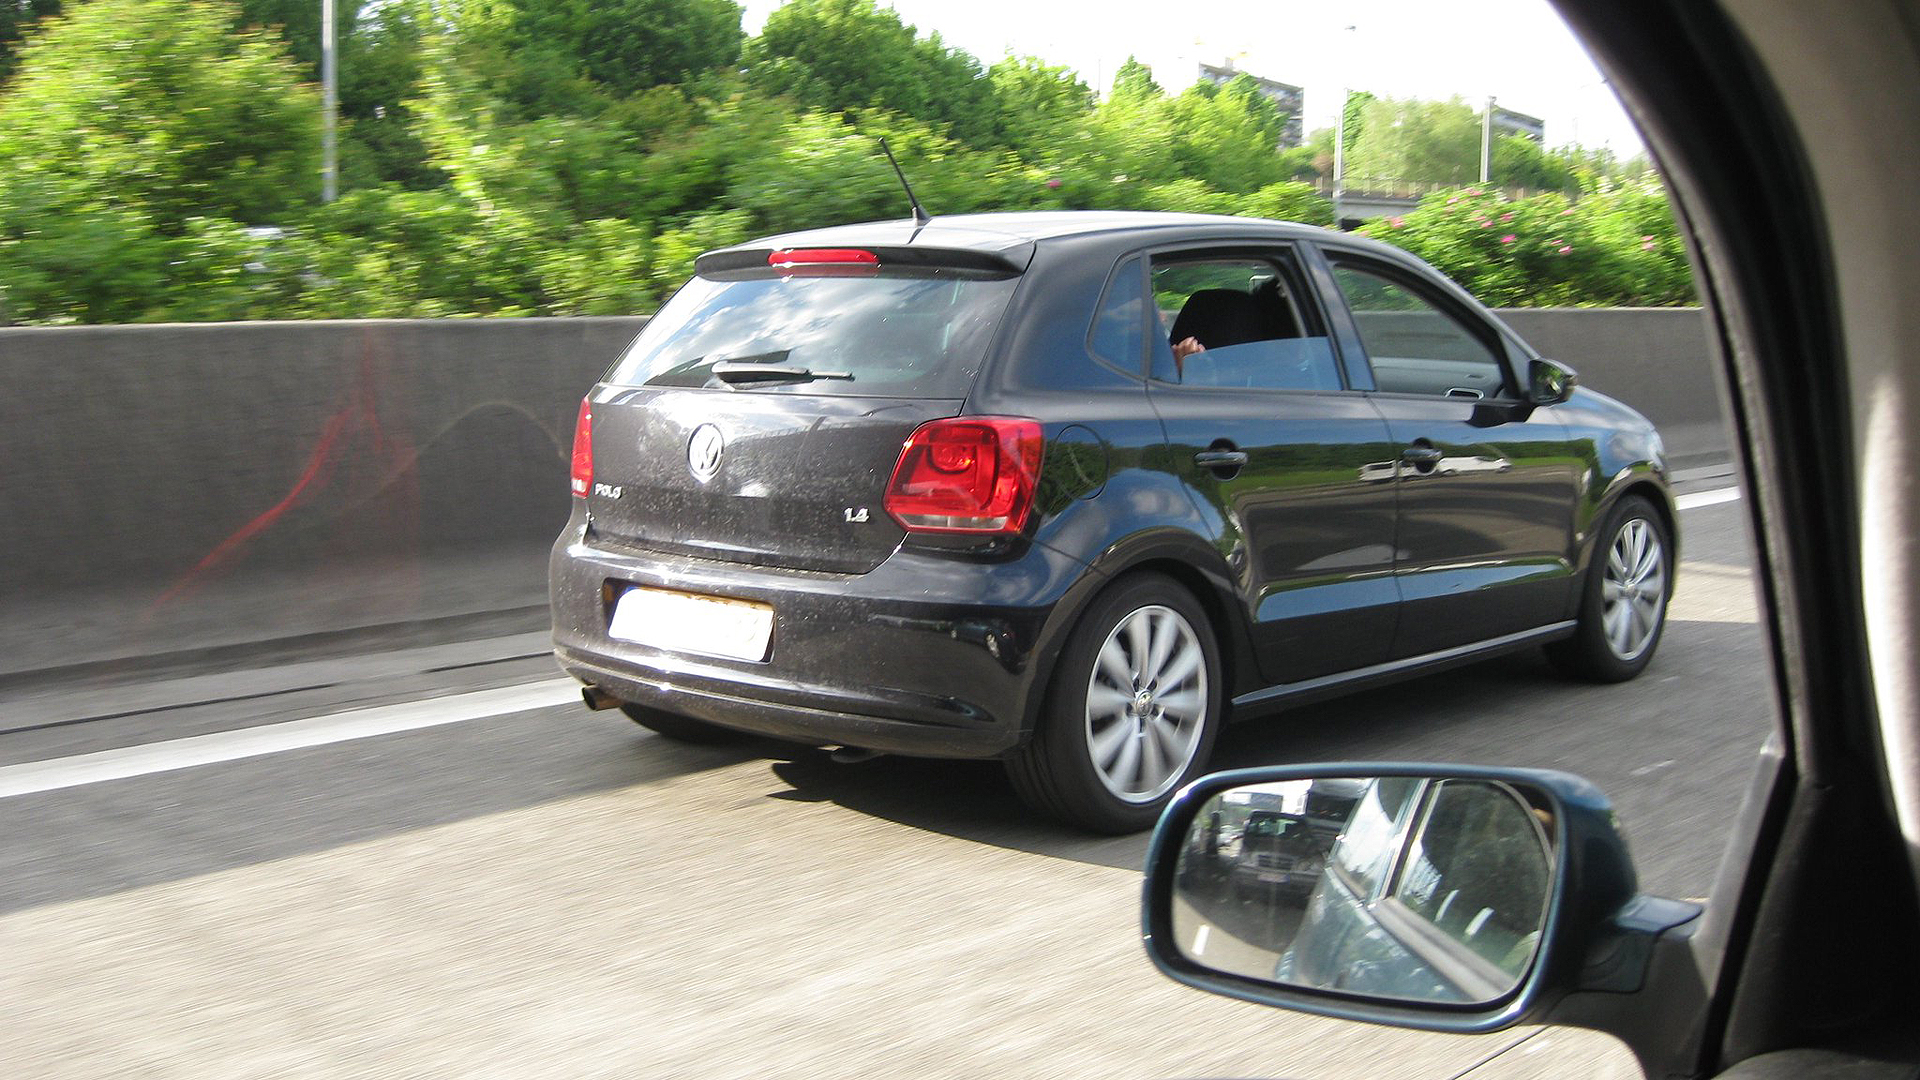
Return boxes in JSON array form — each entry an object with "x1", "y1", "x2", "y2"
[{"x1": 710, "y1": 210, "x2": 1346, "y2": 259}]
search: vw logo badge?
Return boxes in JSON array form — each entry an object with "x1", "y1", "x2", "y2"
[{"x1": 687, "y1": 423, "x2": 725, "y2": 483}]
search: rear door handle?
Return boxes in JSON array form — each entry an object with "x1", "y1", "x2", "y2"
[{"x1": 1195, "y1": 450, "x2": 1250, "y2": 469}]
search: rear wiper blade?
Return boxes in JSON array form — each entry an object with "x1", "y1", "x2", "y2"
[{"x1": 711, "y1": 361, "x2": 854, "y2": 386}]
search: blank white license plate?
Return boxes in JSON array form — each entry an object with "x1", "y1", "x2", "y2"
[{"x1": 607, "y1": 587, "x2": 773, "y2": 662}]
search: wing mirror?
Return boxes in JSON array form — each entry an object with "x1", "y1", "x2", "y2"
[
  {"x1": 1528, "y1": 357, "x2": 1578, "y2": 405},
  {"x1": 1142, "y1": 766, "x2": 1702, "y2": 1058}
]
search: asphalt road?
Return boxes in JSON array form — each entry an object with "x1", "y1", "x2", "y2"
[{"x1": 0, "y1": 494, "x2": 1765, "y2": 1080}]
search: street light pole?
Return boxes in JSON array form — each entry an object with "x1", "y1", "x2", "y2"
[
  {"x1": 1480, "y1": 95, "x2": 1495, "y2": 185},
  {"x1": 1333, "y1": 87, "x2": 1347, "y2": 200},
  {"x1": 1332, "y1": 24, "x2": 1356, "y2": 222},
  {"x1": 322, "y1": 0, "x2": 337, "y2": 203}
]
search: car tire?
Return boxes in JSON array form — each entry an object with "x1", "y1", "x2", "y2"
[
  {"x1": 619, "y1": 702, "x2": 743, "y2": 744},
  {"x1": 1006, "y1": 573, "x2": 1223, "y2": 834},
  {"x1": 1547, "y1": 493, "x2": 1673, "y2": 683}
]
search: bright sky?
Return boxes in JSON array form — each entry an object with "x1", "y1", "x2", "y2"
[{"x1": 738, "y1": 0, "x2": 1642, "y2": 153}]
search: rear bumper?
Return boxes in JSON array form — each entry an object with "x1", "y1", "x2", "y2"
[{"x1": 548, "y1": 516, "x2": 1089, "y2": 758}]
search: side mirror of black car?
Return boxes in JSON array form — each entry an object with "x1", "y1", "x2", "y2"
[
  {"x1": 1529, "y1": 357, "x2": 1579, "y2": 404},
  {"x1": 1141, "y1": 766, "x2": 1703, "y2": 1065}
]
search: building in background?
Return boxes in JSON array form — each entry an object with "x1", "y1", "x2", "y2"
[
  {"x1": 1491, "y1": 104, "x2": 1546, "y2": 143},
  {"x1": 1197, "y1": 61, "x2": 1305, "y2": 148}
]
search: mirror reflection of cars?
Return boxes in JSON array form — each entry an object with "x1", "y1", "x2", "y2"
[
  {"x1": 1142, "y1": 0, "x2": 1920, "y2": 1075},
  {"x1": 1228, "y1": 809, "x2": 1332, "y2": 900},
  {"x1": 551, "y1": 212, "x2": 1675, "y2": 832},
  {"x1": 1164, "y1": 775, "x2": 1556, "y2": 1008}
]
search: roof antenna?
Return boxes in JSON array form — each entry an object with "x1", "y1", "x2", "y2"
[{"x1": 877, "y1": 137, "x2": 932, "y2": 228}]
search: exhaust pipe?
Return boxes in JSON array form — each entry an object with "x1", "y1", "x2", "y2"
[{"x1": 581, "y1": 685, "x2": 623, "y2": 711}]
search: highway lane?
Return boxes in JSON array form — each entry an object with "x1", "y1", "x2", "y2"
[{"x1": 0, "y1": 495, "x2": 1762, "y2": 1079}]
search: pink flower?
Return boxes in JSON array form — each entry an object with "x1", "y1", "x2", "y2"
[
  {"x1": 1046, "y1": 178, "x2": 1062, "y2": 189},
  {"x1": 1561, "y1": 207, "x2": 1575, "y2": 216},
  {"x1": 1500, "y1": 234, "x2": 1517, "y2": 244},
  {"x1": 1642, "y1": 240, "x2": 1658, "y2": 251},
  {"x1": 1479, "y1": 219, "x2": 1493, "y2": 228},
  {"x1": 1388, "y1": 216, "x2": 1406, "y2": 228},
  {"x1": 1558, "y1": 245, "x2": 1572, "y2": 254},
  {"x1": 1500, "y1": 212, "x2": 1514, "y2": 223},
  {"x1": 1447, "y1": 196, "x2": 1460, "y2": 205}
]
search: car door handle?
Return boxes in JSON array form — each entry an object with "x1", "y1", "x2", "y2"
[
  {"x1": 1401, "y1": 445, "x2": 1445, "y2": 466},
  {"x1": 1195, "y1": 450, "x2": 1250, "y2": 469}
]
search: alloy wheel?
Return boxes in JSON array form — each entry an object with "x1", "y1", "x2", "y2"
[
  {"x1": 1083, "y1": 604, "x2": 1209, "y2": 803},
  {"x1": 1601, "y1": 517, "x2": 1668, "y2": 662}
]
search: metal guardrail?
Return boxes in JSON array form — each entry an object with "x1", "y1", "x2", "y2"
[{"x1": 1313, "y1": 177, "x2": 1541, "y2": 201}]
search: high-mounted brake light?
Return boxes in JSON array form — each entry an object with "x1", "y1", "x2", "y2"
[
  {"x1": 885, "y1": 417, "x2": 1044, "y2": 535},
  {"x1": 767, "y1": 248, "x2": 880, "y2": 267},
  {"x1": 570, "y1": 397, "x2": 593, "y2": 497}
]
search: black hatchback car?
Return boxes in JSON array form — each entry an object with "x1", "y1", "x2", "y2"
[{"x1": 549, "y1": 211, "x2": 1673, "y2": 832}]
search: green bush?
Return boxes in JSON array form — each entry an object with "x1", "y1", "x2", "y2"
[
  {"x1": 0, "y1": 0, "x2": 1692, "y2": 323},
  {"x1": 1358, "y1": 180, "x2": 1694, "y2": 307}
]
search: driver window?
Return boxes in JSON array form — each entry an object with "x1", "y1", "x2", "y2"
[
  {"x1": 1391, "y1": 780, "x2": 1552, "y2": 978},
  {"x1": 1148, "y1": 253, "x2": 1341, "y2": 391},
  {"x1": 1329, "y1": 261, "x2": 1507, "y2": 400}
]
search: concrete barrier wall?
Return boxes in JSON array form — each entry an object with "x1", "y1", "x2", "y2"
[
  {"x1": 0, "y1": 310, "x2": 1722, "y2": 670},
  {"x1": 1, "y1": 318, "x2": 644, "y2": 595},
  {"x1": 1495, "y1": 307, "x2": 1724, "y2": 469}
]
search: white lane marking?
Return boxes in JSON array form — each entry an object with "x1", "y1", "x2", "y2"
[
  {"x1": 1676, "y1": 487, "x2": 1741, "y2": 511},
  {"x1": 0, "y1": 487, "x2": 1748, "y2": 799},
  {"x1": 0, "y1": 678, "x2": 580, "y2": 800}
]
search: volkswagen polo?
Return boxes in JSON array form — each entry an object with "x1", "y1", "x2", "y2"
[{"x1": 549, "y1": 211, "x2": 1673, "y2": 832}]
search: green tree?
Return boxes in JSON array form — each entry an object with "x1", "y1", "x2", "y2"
[
  {"x1": 0, "y1": 0, "x2": 60, "y2": 84},
  {"x1": 512, "y1": 0, "x2": 743, "y2": 95},
  {"x1": 234, "y1": 0, "x2": 357, "y2": 75},
  {"x1": 1344, "y1": 95, "x2": 1480, "y2": 187},
  {"x1": 0, "y1": 0, "x2": 320, "y2": 322},
  {"x1": 1339, "y1": 90, "x2": 1374, "y2": 158},
  {"x1": 334, "y1": 0, "x2": 443, "y2": 191},
  {"x1": 1237, "y1": 180, "x2": 1336, "y2": 226},
  {"x1": 1167, "y1": 75, "x2": 1292, "y2": 193},
  {"x1": 0, "y1": 0, "x2": 318, "y2": 226},
  {"x1": 1108, "y1": 56, "x2": 1161, "y2": 102},
  {"x1": 987, "y1": 55, "x2": 1093, "y2": 157},
  {"x1": 1491, "y1": 134, "x2": 1576, "y2": 193},
  {"x1": 746, "y1": 0, "x2": 996, "y2": 146},
  {"x1": 1084, "y1": 62, "x2": 1180, "y2": 190}
]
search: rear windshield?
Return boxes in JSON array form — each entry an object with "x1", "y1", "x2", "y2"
[{"x1": 606, "y1": 270, "x2": 1019, "y2": 397}]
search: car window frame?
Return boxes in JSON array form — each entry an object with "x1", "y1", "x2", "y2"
[
  {"x1": 1309, "y1": 245, "x2": 1524, "y2": 402},
  {"x1": 1084, "y1": 252, "x2": 1153, "y2": 381},
  {"x1": 1326, "y1": 776, "x2": 1425, "y2": 903},
  {"x1": 1134, "y1": 241, "x2": 1356, "y2": 397}
]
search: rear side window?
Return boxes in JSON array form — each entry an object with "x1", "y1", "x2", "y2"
[
  {"x1": 607, "y1": 270, "x2": 1019, "y2": 397},
  {"x1": 1147, "y1": 252, "x2": 1343, "y2": 391},
  {"x1": 1089, "y1": 256, "x2": 1148, "y2": 373}
]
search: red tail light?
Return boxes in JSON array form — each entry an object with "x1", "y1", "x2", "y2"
[
  {"x1": 768, "y1": 248, "x2": 879, "y2": 267},
  {"x1": 570, "y1": 398, "x2": 593, "y2": 497},
  {"x1": 885, "y1": 417, "x2": 1044, "y2": 534}
]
